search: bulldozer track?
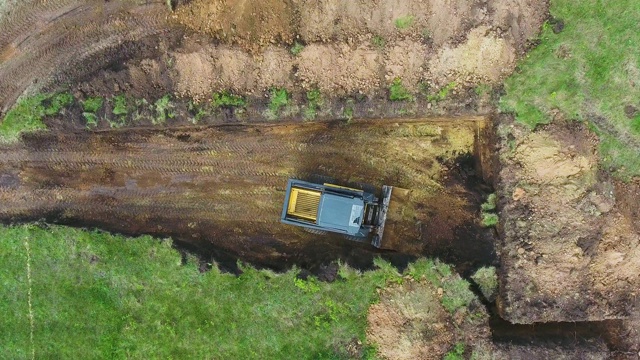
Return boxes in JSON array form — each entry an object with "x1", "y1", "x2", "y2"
[
  {"x1": 0, "y1": 0, "x2": 170, "y2": 112},
  {"x1": 0, "y1": 118, "x2": 492, "y2": 265}
]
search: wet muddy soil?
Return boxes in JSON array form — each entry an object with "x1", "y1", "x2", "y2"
[{"x1": 0, "y1": 117, "x2": 496, "y2": 272}]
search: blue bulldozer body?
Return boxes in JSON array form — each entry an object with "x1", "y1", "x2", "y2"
[{"x1": 280, "y1": 178, "x2": 393, "y2": 248}]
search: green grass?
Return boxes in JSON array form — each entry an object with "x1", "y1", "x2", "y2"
[
  {"x1": 481, "y1": 213, "x2": 499, "y2": 228},
  {"x1": 82, "y1": 97, "x2": 104, "y2": 113},
  {"x1": 371, "y1": 35, "x2": 385, "y2": 49},
  {"x1": 427, "y1": 82, "x2": 457, "y2": 103},
  {"x1": 268, "y1": 88, "x2": 290, "y2": 114},
  {"x1": 153, "y1": 94, "x2": 175, "y2": 125},
  {"x1": 0, "y1": 92, "x2": 74, "y2": 143},
  {"x1": 0, "y1": 224, "x2": 477, "y2": 359},
  {"x1": 480, "y1": 193, "x2": 497, "y2": 212},
  {"x1": 290, "y1": 41, "x2": 305, "y2": 56},
  {"x1": 389, "y1": 78, "x2": 413, "y2": 102},
  {"x1": 212, "y1": 91, "x2": 247, "y2": 109},
  {"x1": 444, "y1": 343, "x2": 465, "y2": 360},
  {"x1": 43, "y1": 92, "x2": 74, "y2": 116},
  {"x1": 304, "y1": 89, "x2": 323, "y2": 120},
  {"x1": 471, "y1": 267, "x2": 498, "y2": 301},
  {"x1": 394, "y1": 16, "x2": 414, "y2": 30},
  {"x1": 499, "y1": 0, "x2": 640, "y2": 178},
  {"x1": 111, "y1": 95, "x2": 129, "y2": 116}
]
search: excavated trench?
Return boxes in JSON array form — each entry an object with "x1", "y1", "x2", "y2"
[{"x1": 0, "y1": 117, "x2": 634, "y2": 356}]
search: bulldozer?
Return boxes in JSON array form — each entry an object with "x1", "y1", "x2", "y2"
[{"x1": 280, "y1": 178, "x2": 400, "y2": 248}]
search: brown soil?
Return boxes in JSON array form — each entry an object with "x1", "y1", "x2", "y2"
[
  {"x1": 496, "y1": 117, "x2": 640, "y2": 324},
  {"x1": 171, "y1": 0, "x2": 296, "y2": 52},
  {"x1": 0, "y1": 118, "x2": 495, "y2": 270},
  {"x1": 367, "y1": 279, "x2": 492, "y2": 360},
  {"x1": 0, "y1": 0, "x2": 173, "y2": 113}
]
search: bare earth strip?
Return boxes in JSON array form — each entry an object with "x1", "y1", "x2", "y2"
[{"x1": 0, "y1": 118, "x2": 494, "y2": 269}]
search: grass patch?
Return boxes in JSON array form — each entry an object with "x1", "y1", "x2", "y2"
[
  {"x1": 444, "y1": 343, "x2": 465, "y2": 360},
  {"x1": 394, "y1": 15, "x2": 414, "y2": 30},
  {"x1": 480, "y1": 193, "x2": 497, "y2": 212},
  {"x1": 481, "y1": 213, "x2": 499, "y2": 228},
  {"x1": 0, "y1": 92, "x2": 74, "y2": 143},
  {"x1": 290, "y1": 41, "x2": 305, "y2": 56},
  {"x1": 268, "y1": 88, "x2": 290, "y2": 115},
  {"x1": 427, "y1": 82, "x2": 457, "y2": 103},
  {"x1": 304, "y1": 89, "x2": 323, "y2": 120},
  {"x1": 389, "y1": 78, "x2": 413, "y2": 102},
  {"x1": 212, "y1": 91, "x2": 247, "y2": 109},
  {"x1": 153, "y1": 94, "x2": 175, "y2": 125},
  {"x1": 471, "y1": 267, "x2": 498, "y2": 301},
  {"x1": 0, "y1": 224, "x2": 477, "y2": 359},
  {"x1": 499, "y1": 0, "x2": 640, "y2": 178},
  {"x1": 81, "y1": 97, "x2": 103, "y2": 113},
  {"x1": 371, "y1": 35, "x2": 385, "y2": 49}
]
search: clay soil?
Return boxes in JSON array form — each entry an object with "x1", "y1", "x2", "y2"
[{"x1": 0, "y1": 118, "x2": 495, "y2": 271}]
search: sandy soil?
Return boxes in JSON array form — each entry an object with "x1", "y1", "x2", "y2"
[{"x1": 496, "y1": 118, "x2": 640, "y2": 323}]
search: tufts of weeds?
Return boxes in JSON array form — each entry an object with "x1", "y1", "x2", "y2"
[
  {"x1": 81, "y1": 97, "x2": 104, "y2": 129},
  {"x1": 371, "y1": 35, "x2": 386, "y2": 49},
  {"x1": 471, "y1": 267, "x2": 498, "y2": 301},
  {"x1": 212, "y1": 91, "x2": 247, "y2": 109},
  {"x1": 474, "y1": 83, "x2": 492, "y2": 97},
  {"x1": 187, "y1": 100, "x2": 209, "y2": 124},
  {"x1": 0, "y1": 95, "x2": 48, "y2": 142},
  {"x1": 480, "y1": 193, "x2": 498, "y2": 227},
  {"x1": 0, "y1": 92, "x2": 75, "y2": 143},
  {"x1": 303, "y1": 89, "x2": 323, "y2": 120},
  {"x1": 441, "y1": 277, "x2": 476, "y2": 313},
  {"x1": 481, "y1": 213, "x2": 499, "y2": 228},
  {"x1": 82, "y1": 97, "x2": 104, "y2": 113},
  {"x1": 389, "y1": 78, "x2": 413, "y2": 102},
  {"x1": 268, "y1": 88, "x2": 290, "y2": 115},
  {"x1": 290, "y1": 41, "x2": 305, "y2": 56},
  {"x1": 343, "y1": 98, "x2": 355, "y2": 123},
  {"x1": 427, "y1": 82, "x2": 457, "y2": 103},
  {"x1": 43, "y1": 92, "x2": 74, "y2": 116},
  {"x1": 153, "y1": 94, "x2": 175, "y2": 125},
  {"x1": 394, "y1": 15, "x2": 414, "y2": 30},
  {"x1": 480, "y1": 193, "x2": 497, "y2": 212},
  {"x1": 444, "y1": 343, "x2": 466, "y2": 360}
]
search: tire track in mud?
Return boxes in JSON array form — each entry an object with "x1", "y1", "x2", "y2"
[
  {"x1": 0, "y1": 118, "x2": 495, "y2": 269},
  {"x1": 0, "y1": 0, "x2": 170, "y2": 112}
]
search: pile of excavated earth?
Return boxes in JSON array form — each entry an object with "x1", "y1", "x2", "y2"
[{"x1": 1, "y1": 0, "x2": 639, "y2": 358}]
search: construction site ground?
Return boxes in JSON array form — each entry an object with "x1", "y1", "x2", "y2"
[
  {"x1": 0, "y1": 117, "x2": 495, "y2": 272},
  {"x1": 2, "y1": 0, "x2": 640, "y2": 358}
]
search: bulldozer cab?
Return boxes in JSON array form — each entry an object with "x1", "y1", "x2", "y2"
[{"x1": 281, "y1": 178, "x2": 395, "y2": 247}]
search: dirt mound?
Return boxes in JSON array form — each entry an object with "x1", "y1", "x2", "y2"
[
  {"x1": 172, "y1": 0, "x2": 296, "y2": 52},
  {"x1": 367, "y1": 276, "x2": 493, "y2": 360},
  {"x1": 497, "y1": 118, "x2": 640, "y2": 323},
  {"x1": 367, "y1": 281, "x2": 455, "y2": 360},
  {"x1": 428, "y1": 26, "x2": 517, "y2": 87}
]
